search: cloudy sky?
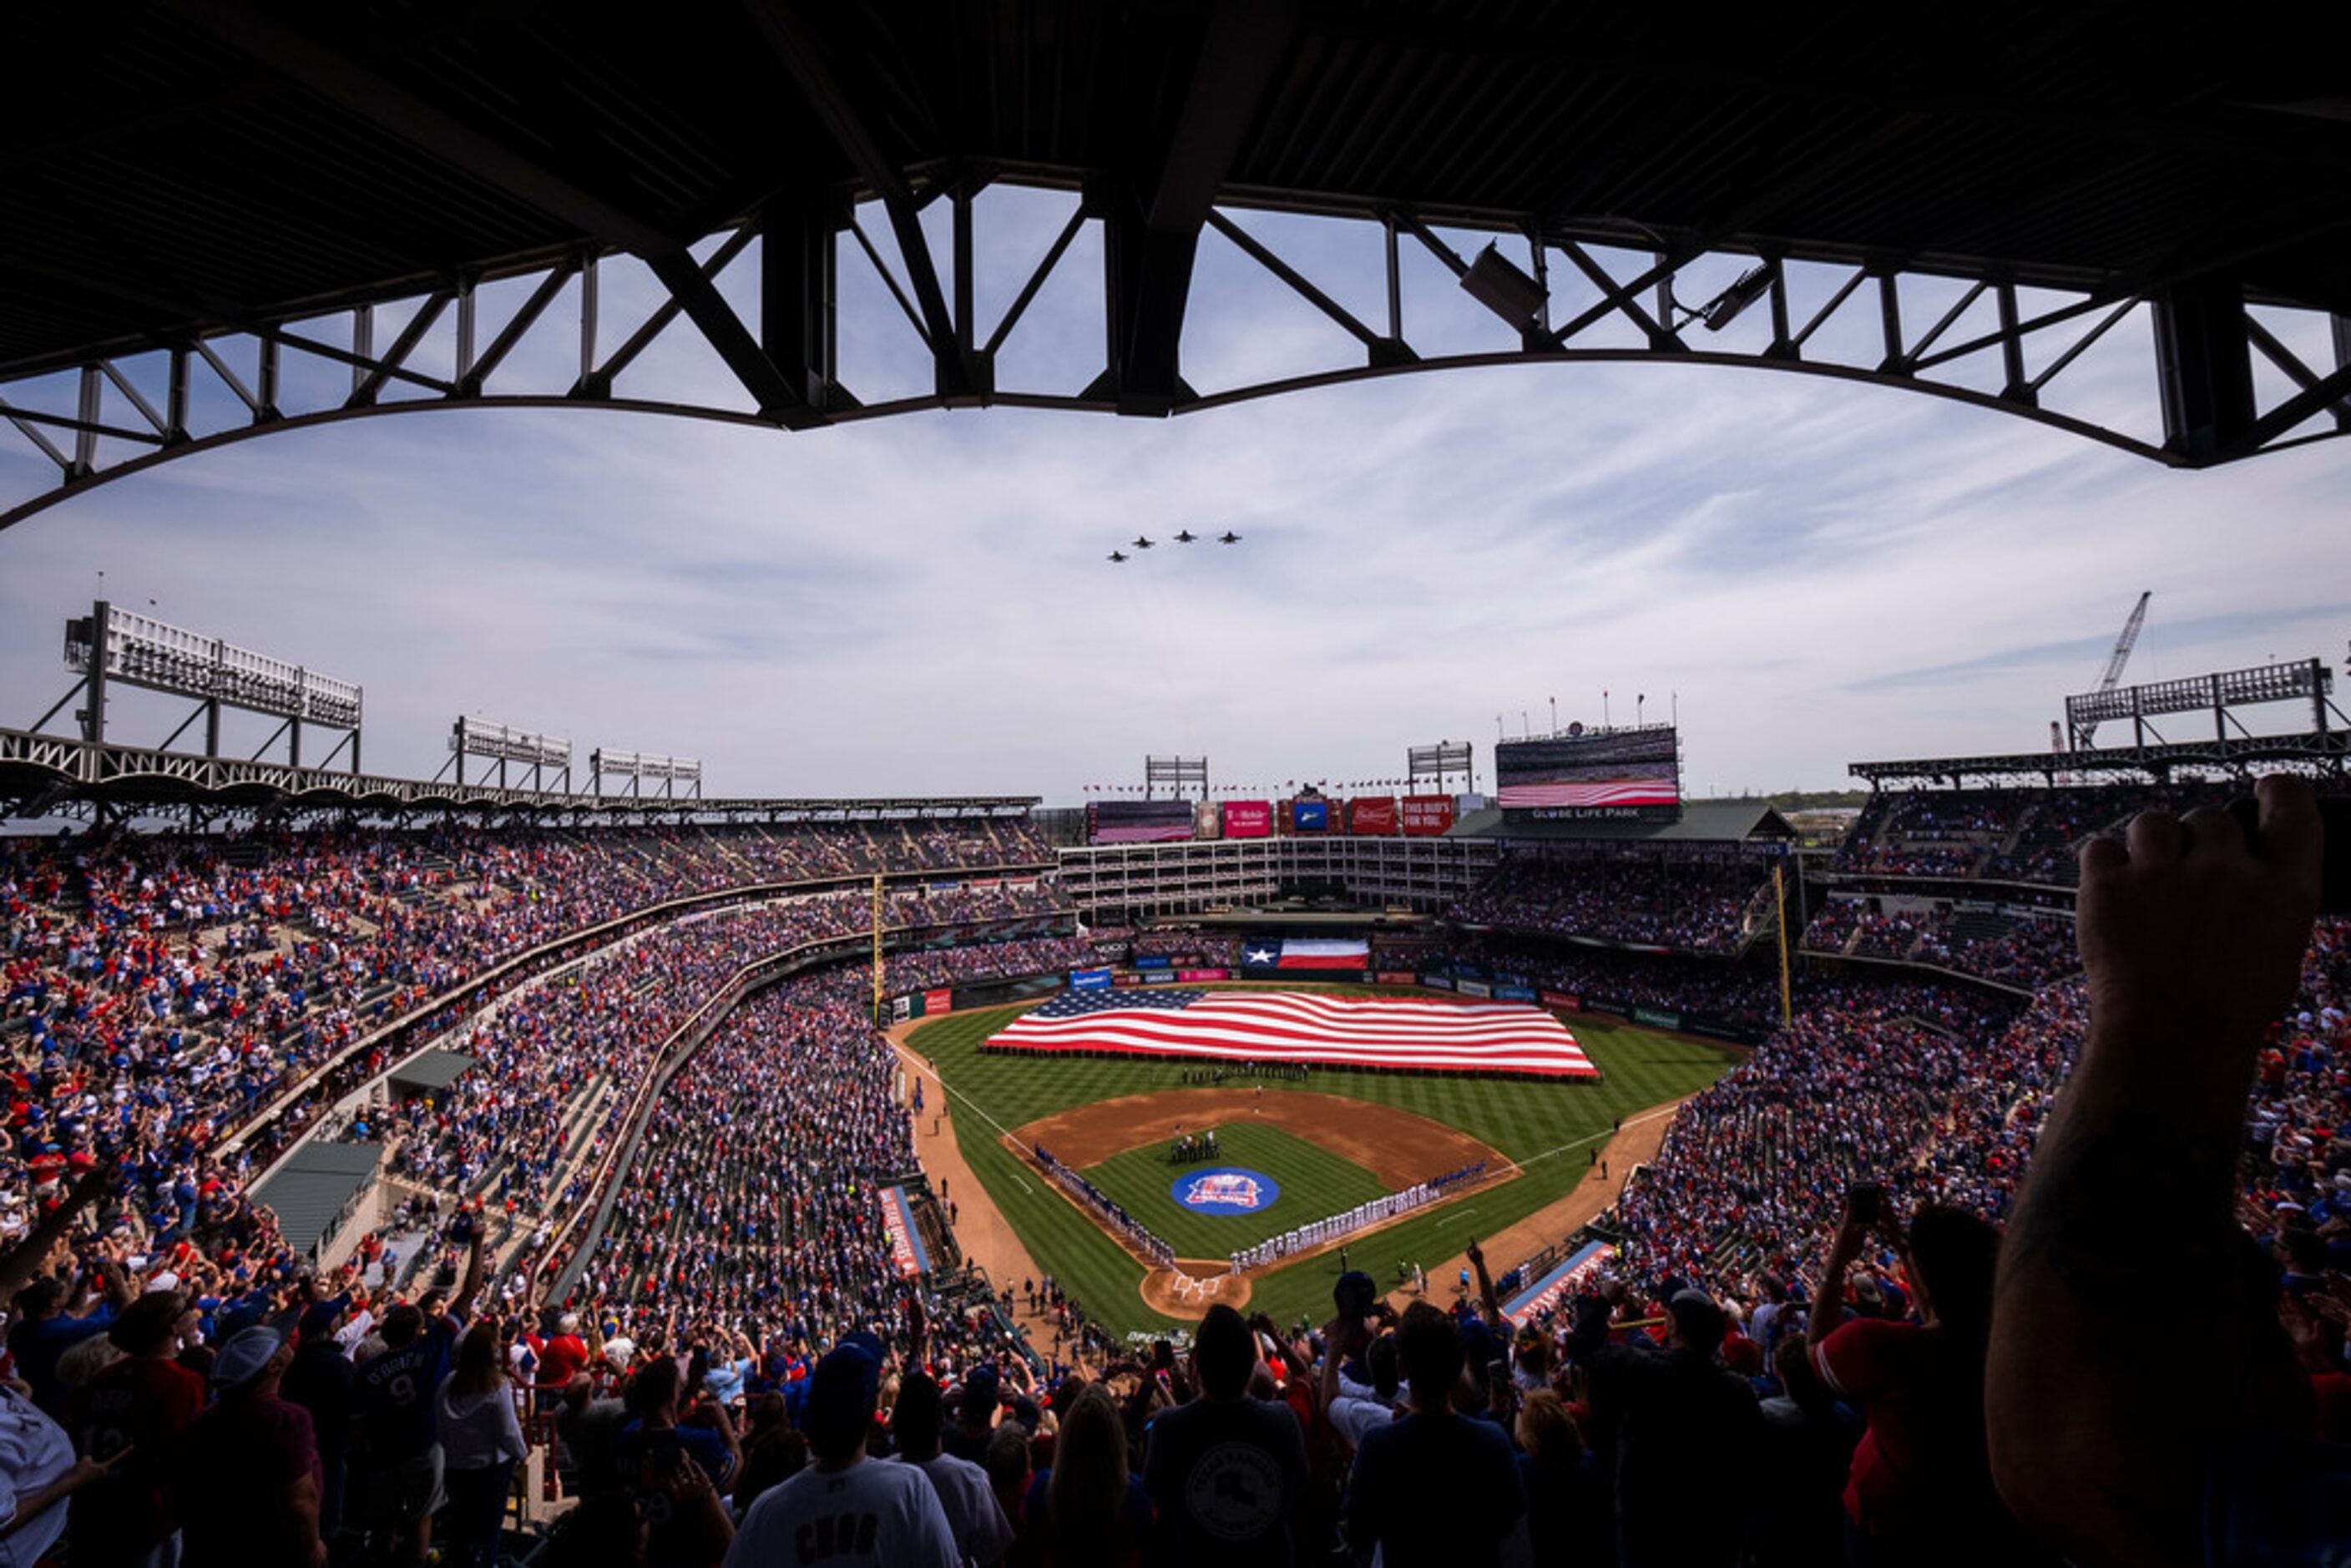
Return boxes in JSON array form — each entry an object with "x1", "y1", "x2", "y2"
[{"x1": 1, "y1": 189, "x2": 2345, "y2": 803}]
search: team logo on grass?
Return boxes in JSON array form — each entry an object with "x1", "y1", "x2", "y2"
[{"x1": 1174, "y1": 1168, "x2": 1279, "y2": 1213}]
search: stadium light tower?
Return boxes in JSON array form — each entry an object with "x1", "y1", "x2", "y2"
[
  {"x1": 1406, "y1": 741, "x2": 1472, "y2": 794},
  {"x1": 28, "y1": 599, "x2": 363, "y2": 771},
  {"x1": 590, "y1": 749, "x2": 702, "y2": 799},
  {"x1": 441, "y1": 716, "x2": 571, "y2": 792},
  {"x1": 1144, "y1": 756, "x2": 1208, "y2": 801}
]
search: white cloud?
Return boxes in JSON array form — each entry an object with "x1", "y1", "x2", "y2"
[{"x1": 1, "y1": 204, "x2": 2345, "y2": 803}]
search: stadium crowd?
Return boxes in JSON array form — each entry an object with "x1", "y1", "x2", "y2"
[
  {"x1": 3, "y1": 783, "x2": 2347, "y2": 1567},
  {"x1": 1449, "y1": 853, "x2": 1765, "y2": 953}
]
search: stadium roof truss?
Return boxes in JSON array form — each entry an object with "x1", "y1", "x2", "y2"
[
  {"x1": 1850, "y1": 730, "x2": 2351, "y2": 788},
  {"x1": 0, "y1": 724, "x2": 1038, "y2": 825},
  {"x1": 3, "y1": 3, "x2": 2348, "y2": 532},
  {"x1": 1859, "y1": 656, "x2": 2349, "y2": 785}
]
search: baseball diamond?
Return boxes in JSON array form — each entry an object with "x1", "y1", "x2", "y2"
[{"x1": 908, "y1": 985, "x2": 1734, "y2": 1333}]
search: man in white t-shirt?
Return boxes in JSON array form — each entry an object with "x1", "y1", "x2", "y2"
[
  {"x1": 887, "y1": 1373, "x2": 1014, "y2": 1567},
  {"x1": 724, "y1": 1333, "x2": 954, "y2": 1568}
]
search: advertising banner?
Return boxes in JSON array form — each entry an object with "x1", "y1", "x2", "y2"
[
  {"x1": 1177, "y1": 968, "x2": 1229, "y2": 982},
  {"x1": 878, "y1": 1186, "x2": 928, "y2": 1278},
  {"x1": 1292, "y1": 799, "x2": 1330, "y2": 832},
  {"x1": 1347, "y1": 796, "x2": 1398, "y2": 835},
  {"x1": 1112, "y1": 972, "x2": 1143, "y2": 987},
  {"x1": 923, "y1": 988, "x2": 953, "y2": 1017},
  {"x1": 1419, "y1": 974, "x2": 1455, "y2": 989},
  {"x1": 1222, "y1": 799, "x2": 1273, "y2": 839},
  {"x1": 1375, "y1": 970, "x2": 1420, "y2": 985},
  {"x1": 1631, "y1": 1006, "x2": 1682, "y2": 1031},
  {"x1": 1070, "y1": 968, "x2": 1113, "y2": 990},
  {"x1": 1400, "y1": 795, "x2": 1457, "y2": 836},
  {"x1": 1456, "y1": 979, "x2": 1494, "y2": 998},
  {"x1": 890, "y1": 995, "x2": 912, "y2": 1024},
  {"x1": 1135, "y1": 955, "x2": 1174, "y2": 969},
  {"x1": 1540, "y1": 990, "x2": 1582, "y2": 1011},
  {"x1": 1141, "y1": 970, "x2": 1177, "y2": 984},
  {"x1": 1503, "y1": 1241, "x2": 1616, "y2": 1325},
  {"x1": 1495, "y1": 985, "x2": 1537, "y2": 1002}
]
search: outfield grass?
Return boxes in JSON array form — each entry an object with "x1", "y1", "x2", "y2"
[
  {"x1": 1081, "y1": 1121, "x2": 1387, "y2": 1258},
  {"x1": 910, "y1": 984, "x2": 1736, "y2": 1337}
]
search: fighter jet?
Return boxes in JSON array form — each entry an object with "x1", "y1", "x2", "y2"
[
  {"x1": 1218, "y1": 530, "x2": 1242, "y2": 544},
  {"x1": 1174, "y1": 529, "x2": 1197, "y2": 544},
  {"x1": 1132, "y1": 535, "x2": 1155, "y2": 549},
  {"x1": 1107, "y1": 549, "x2": 1129, "y2": 563}
]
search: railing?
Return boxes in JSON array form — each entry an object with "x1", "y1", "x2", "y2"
[{"x1": 223, "y1": 860, "x2": 1061, "y2": 1168}]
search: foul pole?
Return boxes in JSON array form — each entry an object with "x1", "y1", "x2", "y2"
[
  {"x1": 1772, "y1": 863, "x2": 1793, "y2": 1028},
  {"x1": 872, "y1": 874, "x2": 885, "y2": 1025}
]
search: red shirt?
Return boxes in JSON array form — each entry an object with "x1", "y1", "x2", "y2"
[
  {"x1": 1813, "y1": 1318, "x2": 2009, "y2": 1550},
  {"x1": 68, "y1": 1354, "x2": 205, "y2": 1555}
]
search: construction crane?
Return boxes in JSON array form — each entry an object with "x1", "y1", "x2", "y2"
[{"x1": 2074, "y1": 590, "x2": 2151, "y2": 748}]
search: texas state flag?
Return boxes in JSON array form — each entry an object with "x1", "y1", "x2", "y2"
[{"x1": 1272, "y1": 938, "x2": 1369, "y2": 970}]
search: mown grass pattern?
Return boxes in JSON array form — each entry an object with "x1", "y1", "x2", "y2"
[
  {"x1": 1079, "y1": 1120, "x2": 1388, "y2": 1260},
  {"x1": 907, "y1": 984, "x2": 1736, "y2": 1336}
]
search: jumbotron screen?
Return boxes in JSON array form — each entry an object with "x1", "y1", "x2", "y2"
[
  {"x1": 1086, "y1": 799, "x2": 1196, "y2": 844},
  {"x1": 1495, "y1": 727, "x2": 1681, "y2": 818}
]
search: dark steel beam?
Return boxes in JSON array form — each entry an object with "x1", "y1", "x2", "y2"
[
  {"x1": 761, "y1": 190, "x2": 855, "y2": 418},
  {"x1": 2151, "y1": 276, "x2": 2257, "y2": 465},
  {"x1": 648, "y1": 247, "x2": 822, "y2": 427},
  {"x1": 164, "y1": 0, "x2": 683, "y2": 258},
  {"x1": 1089, "y1": 2, "x2": 1300, "y2": 415},
  {"x1": 742, "y1": 0, "x2": 971, "y2": 397}
]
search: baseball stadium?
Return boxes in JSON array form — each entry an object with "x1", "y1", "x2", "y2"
[{"x1": 2, "y1": 7, "x2": 2348, "y2": 1568}]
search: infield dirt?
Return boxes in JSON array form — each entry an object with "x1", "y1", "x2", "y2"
[{"x1": 1008, "y1": 1089, "x2": 1507, "y2": 1191}]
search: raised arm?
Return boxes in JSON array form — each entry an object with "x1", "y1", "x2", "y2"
[
  {"x1": 451, "y1": 1231, "x2": 488, "y2": 1321},
  {"x1": 1988, "y1": 778, "x2": 2324, "y2": 1568},
  {"x1": 0, "y1": 1161, "x2": 113, "y2": 1302},
  {"x1": 1806, "y1": 1197, "x2": 1869, "y2": 1353},
  {"x1": 1466, "y1": 1237, "x2": 1502, "y2": 1333}
]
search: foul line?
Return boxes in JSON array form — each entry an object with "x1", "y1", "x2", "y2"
[
  {"x1": 1514, "y1": 1100, "x2": 1686, "y2": 1171},
  {"x1": 894, "y1": 1043, "x2": 1030, "y2": 1194}
]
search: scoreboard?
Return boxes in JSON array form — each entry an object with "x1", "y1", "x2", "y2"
[{"x1": 1495, "y1": 726, "x2": 1681, "y2": 821}]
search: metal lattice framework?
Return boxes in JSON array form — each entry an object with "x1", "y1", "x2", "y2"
[
  {"x1": 1851, "y1": 729, "x2": 2351, "y2": 788},
  {"x1": 3, "y1": 3, "x2": 2348, "y2": 532},
  {"x1": 4, "y1": 196, "x2": 2346, "y2": 534},
  {"x1": 0, "y1": 724, "x2": 1037, "y2": 825}
]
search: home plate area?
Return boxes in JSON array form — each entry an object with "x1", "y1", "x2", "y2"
[{"x1": 1006, "y1": 1089, "x2": 1509, "y2": 1314}]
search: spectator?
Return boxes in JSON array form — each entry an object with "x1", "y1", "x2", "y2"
[
  {"x1": 730, "y1": 1393, "x2": 806, "y2": 1520},
  {"x1": 1585, "y1": 1288, "x2": 1759, "y2": 1567},
  {"x1": 726, "y1": 1335, "x2": 951, "y2": 1568},
  {"x1": 281, "y1": 1294, "x2": 358, "y2": 1538},
  {"x1": 169, "y1": 1327, "x2": 324, "y2": 1568},
  {"x1": 1989, "y1": 781, "x2": 2332, "y2": 1565},
  {"x1": 436, "y1": 1323, "x2": 529, "y2": 1568},
  {"x1": 1339, "y1": 1302, "x2": 1520, "y2": 1566},
  {"x1": 1810, "y1": 1200, "x2": 2040, "y2": 1561},
  {"x1": 1511, "y1": 1388, "x2": 1601, "y2": 1566},
  {"x1": 63, "y1": 1288, "x2": 202, "y2": 1567},
  {"x1": 0, "y1": 1379, "x2": 111, "y2": 1567},
  {"x1": 892, "y1": 1372, "x2": 1015, "y2": 1567},
  {"x1": 1140, "y1": 1303, "x2": 1307, "y2": 1567},
  {"x1": 1033, "y1": 1383, "x2": 1150, "y2": 1568}
]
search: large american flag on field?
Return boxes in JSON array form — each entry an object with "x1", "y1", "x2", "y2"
[{"x1": 983, "y1": 989, "x2": 1594, "y2": 1078}]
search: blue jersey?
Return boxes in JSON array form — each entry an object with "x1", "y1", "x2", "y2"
[{"x1": 356, "y1": 1316, "x2": 459, "y2": 1459}]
